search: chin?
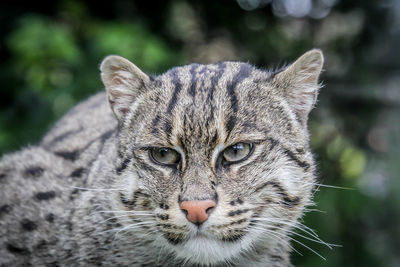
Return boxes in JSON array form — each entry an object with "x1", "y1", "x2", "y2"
[{"x1": 169, "y1": 233, "x2": 256, "y2": 265}]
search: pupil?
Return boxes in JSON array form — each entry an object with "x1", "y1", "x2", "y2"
[{"x1": 159, "y1": 149, "x2": 168, "y2": 157}]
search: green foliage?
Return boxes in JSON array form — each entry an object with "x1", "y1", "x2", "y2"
[
  {"x1": 0, "y1": 9, "x2": 181, "y2": 154},
  {"x1": 88, "y1": 22, "x2": 180, "y2": 72}
]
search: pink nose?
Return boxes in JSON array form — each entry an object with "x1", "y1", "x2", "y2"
[{"x1": 180, "y1": 200, "x2": 216, "y2": 225}]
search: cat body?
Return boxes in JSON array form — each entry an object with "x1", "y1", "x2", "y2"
[{"x1": 0, "y1": 50, "x2": 324, "y2": 266}]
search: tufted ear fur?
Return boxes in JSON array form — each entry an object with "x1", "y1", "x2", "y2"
[
  {"x1": 100, "y1": 55, "x2": 150, "y2": 121},
  {"x1": 274, "y1": 49, "x2": 324, "y2": 124}
]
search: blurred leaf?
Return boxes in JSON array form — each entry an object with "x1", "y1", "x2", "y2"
[
  {"x1": 340, "y1": 147, "x2": 367, "y2": 179},
  {"x1": 87, "y1": 22, "x2": 181, "y2": 72}
]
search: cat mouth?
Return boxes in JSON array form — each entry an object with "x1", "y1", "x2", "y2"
[{"x1": 164, "y1": 229, "x2": 246, "y2": 245}]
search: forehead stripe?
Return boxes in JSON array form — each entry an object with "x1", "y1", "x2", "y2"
[
  {"x1": 225, "y1": 64, "x2": 252, "y2": 134},
  {"x1": 166, "y1": 68, "x2": 183, "y2": 115},
  {"x1": 209, "y1": 62, "x2": 226, "y2": 102},
  {"x1": 151, "y1": 113, "x2": 161, "y2": 134},
  {"x1": 206, "y1": 63, "x2": 227, "y2": 124},
  {"x1": 227, "y1": 64, "x2": 252, "y2": 113},
  {"x1": 189, "y1": 63, "x2": 200, "y2": 99}
]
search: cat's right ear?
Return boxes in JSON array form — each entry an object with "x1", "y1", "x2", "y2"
[
  {"x1": 100, "y1": 55, "x2": 150, "y2": 121},
  {"x1": 273, "y1": 49, "x2": 324, "y2": 125}
]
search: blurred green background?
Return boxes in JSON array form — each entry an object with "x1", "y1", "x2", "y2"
[{"x1": 0, "y1": 0, "x2": 399, "y2": 266}]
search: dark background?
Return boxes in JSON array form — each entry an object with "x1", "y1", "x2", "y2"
[{"x1": 1, "y1": 0, "x2": 399, "y2": 266}]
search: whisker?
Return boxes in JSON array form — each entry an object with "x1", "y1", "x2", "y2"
[
  {"x1": 112, "y1": 225, "x2": 158, "y2": 244},
  {"x1": 97, "y1": 221, "x2": 155, "y2": 236},
  {"x1": 97, "y1": 214, "x2": 153, "y2": 225},
  {"x1": 249, "y1": 223, "x2": 325, "y2": 260},
  {"x1": 267, "y1": 224, "x2": 337, "y2": 249},
  {"x1": 253, "y1": 218, "x2": 320, "y2": 240},
  {"x1": 303, "y1": 208, "x2": 326, "y2": 213},
  {"x1": 312, "y1": 183, "x2": 353, "y2": 190},
  {"x1": 95, "y1": 210, "x2": 155, "y2": 215},
  {"x1": 248, "y1": 225, "x2": 301, "y2": 255},
  {"x1": 68, "y1": 186, "x2": 123, "y2": 191},
  {"x1": 252, "y1": 217, "x2": 338, "y2": 250}
]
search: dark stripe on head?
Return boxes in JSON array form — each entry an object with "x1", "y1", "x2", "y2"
[
  {"x1": 205, "y1": 63, "x2": 226, "y2": 124},
  {"x1": 227, "y1": 63, "x2": 252, "y2": 113},
  {"x1": 225, "y1": 63, "x2": 252, "y2": 135},
  {"x1": 208, "y1": 62, "x2": 226, "y2": 104},
  {"x1": 166, "y1": 68, "x2": 183, "y2": 114},
  {"x1": 226, "y1": 116, "x2": 236, "y2": 135},
  {"x1": 199, "y1": 65, "x2": 208, "y2": 74},
  {"x1": 151, "y1": 113, "x2": 162, "y2": 135},
  {"x1": 189, "y1": 63, "x2": 199, "y2": 98}
]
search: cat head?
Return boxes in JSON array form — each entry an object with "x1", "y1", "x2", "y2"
[{"x1": 100, "y1": 50, "x2": 323, "y2": 265}]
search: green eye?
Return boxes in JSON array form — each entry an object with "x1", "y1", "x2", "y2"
[
  {"x1": 222, "y1": 142, "x2": 253, "y2": 163},
  {"x1": 150, "y1": 148, "x2": 181, "y2": 166}
]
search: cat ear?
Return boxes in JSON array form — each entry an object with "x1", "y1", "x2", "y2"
[
  {"x1": 274, "y1": 49, "x2": 324, "y2": 124},
  {"x1": 100, "y1": 55, "x2": 150, "y2": 121}
]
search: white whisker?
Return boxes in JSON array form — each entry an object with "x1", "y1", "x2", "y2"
[
  {"x1": 248, "y1": 225, "x2": 301, "y2": 255},
  {"x1": 249, "y1": 223, "x2": 326, "y2": 260},
  {"x1": 253, "y1": 217, "x2": 320, "y2": 240},
  {"x1": 68, "y1": 186, "x2": 123, "y2": 191},
  {"x1": 97, "y1": 221, "x2": 155, "y2": 236}
]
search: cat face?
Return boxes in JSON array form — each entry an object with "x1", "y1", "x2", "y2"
[{"x1": 101, "y1": 50, "x2": 323, "y2": 265}]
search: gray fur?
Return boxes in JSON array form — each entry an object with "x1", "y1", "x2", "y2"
[{"x1": 0, "y1": 50, "x2": 324, "y2": 266}]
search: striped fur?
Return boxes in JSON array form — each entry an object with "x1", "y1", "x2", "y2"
[{"x1": 0, "y1": 50, "x2": 323, "y2": 266}]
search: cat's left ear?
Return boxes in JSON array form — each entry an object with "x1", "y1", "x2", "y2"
[
  {"x1": 274, "y1": 49, "x2": 324, "y2": 124},
  {"x1": 100, "y1": 55, "x2": 151, "y2": 121}
]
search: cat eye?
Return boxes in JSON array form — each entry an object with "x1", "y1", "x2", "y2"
[
  {"x1": 149, "y1": 148, "x2": 181, "y2": 166},
  {"x1": 222, "y1": 142, "x2": 253, "y2": 164}
]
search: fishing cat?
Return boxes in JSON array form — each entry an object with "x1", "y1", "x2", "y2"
[{"x1": 0, "y1": 49, "x2": 324, "y2": 266}]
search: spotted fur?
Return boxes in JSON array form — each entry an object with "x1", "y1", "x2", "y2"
[{"x1": 0, "y1": 50, "x2": 324, "y2": 266}]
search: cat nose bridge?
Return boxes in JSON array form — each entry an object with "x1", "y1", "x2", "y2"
[{"x1": 180, "y1": 165, "x2": 217, "y2": 202}]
